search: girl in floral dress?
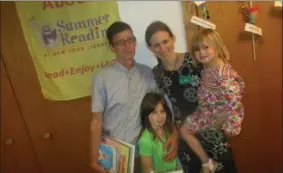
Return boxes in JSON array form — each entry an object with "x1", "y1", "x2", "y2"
[{"x1": 180, "y1": 29, "x2": 245, "y2": 173}]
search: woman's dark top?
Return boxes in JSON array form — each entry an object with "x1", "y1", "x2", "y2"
[{"x1": 153, "y1": 52, "x2": 203, "y2": 124}]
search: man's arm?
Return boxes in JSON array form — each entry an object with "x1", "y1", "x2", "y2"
[
  {"x1": 90, "y1": 112, "x2": 106, "y2": 173},
  {"x1": 90, "y1": 73, "x2": 107, "y2": 173}
]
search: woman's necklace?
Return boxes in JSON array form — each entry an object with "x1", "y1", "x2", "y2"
[{"x1": 162, "y1": 53, "x2": 180, "y2": 71}]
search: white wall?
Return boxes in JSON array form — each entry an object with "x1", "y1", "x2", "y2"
[{"x1": 118, "y1": 1, "x2": 187, "y2": 68}]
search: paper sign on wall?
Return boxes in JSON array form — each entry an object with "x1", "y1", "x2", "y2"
[
  {"x1": 190, "y1": 16, "x2": 216, "y2": 30},
  {"x1": 274, "y1": 1, "x2": 282, "y2": 7},
  {"x1": 194, "y1": 1, "x2": 206, "y2": 6},
  {"x1": 244, "y1": 23, "x2": 263, "y2": 36}
]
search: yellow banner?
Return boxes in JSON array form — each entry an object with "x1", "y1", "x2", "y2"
[{"x1": 15, "y1": 1, "x2": 120, "y2": 100}]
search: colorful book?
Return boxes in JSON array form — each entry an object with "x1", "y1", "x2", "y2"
[
  {"x1": 98, "y1": 144, "x2": 116, "y2": 172},
  {"x1": 99, "y1": 134, "x2": 135, "y2": 173}
]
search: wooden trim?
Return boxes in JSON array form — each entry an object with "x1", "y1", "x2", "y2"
[{"x1": 181, "y1": 1, "x2": 199, "y2": 52}]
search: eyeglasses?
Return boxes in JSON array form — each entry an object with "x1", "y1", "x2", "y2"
[{"x1": 113, "y1": 36, "x2": 136, "y2": 46}]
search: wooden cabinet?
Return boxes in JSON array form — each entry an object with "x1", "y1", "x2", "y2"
[
  {"x1": 1, "y1": 2, "x2": 94, "y2": 173},
  {"x1": 1, "y1": 60, "x2": 41, "y2": 173},
  {"x1": 183, "y1": 1, "x2": 282, "y2": 173}
]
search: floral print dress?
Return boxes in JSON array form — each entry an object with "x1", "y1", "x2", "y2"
[
  {"x1": 186, "y1": 63, "x2": 245, "y2": 136},
  {"x1": 153, "y1": 52, "x2": 202, "y2": 125},
  {"x1": 183, "y1": 63, "x2": 244, "y2": 173}
]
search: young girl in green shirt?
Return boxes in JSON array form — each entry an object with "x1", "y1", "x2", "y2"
[{"x1": 138, "y1": 92, "x2": 180, "y2": 173}]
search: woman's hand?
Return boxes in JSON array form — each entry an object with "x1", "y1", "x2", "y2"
[
  {"x1": 163, "y1": 126, "x2": 178, "y2": 161},
  {"x1": 202, "y1": 167, "x2": 211, "y2": 173},
  {"x1": 179, "y1": 122, "x2": 194, "y2": 139}
]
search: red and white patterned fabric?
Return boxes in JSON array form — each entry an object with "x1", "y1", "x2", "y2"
[{"x1": 186, "y1": 63, "x2": 245, "y2": 136}]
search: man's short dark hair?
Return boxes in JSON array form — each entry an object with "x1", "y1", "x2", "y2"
[{"x1": 106, "y1": 21, "x2": 133, "y2": 45}]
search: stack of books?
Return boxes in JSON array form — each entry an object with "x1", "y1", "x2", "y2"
[
  {"x1": 98, "y1": 134, "x2": 184, "y2": 173},
  {"x1": 98, "y1": 135, "x2": 135, "y2": 173}
]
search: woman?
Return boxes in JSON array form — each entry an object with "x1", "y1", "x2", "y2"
[{"x1": 145, "y1": 21, "x2": 237, "y2": 173}]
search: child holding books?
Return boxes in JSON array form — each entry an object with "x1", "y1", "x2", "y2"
[{"x1": 138, "y1": 92, "x2": 180, "y2": 173}]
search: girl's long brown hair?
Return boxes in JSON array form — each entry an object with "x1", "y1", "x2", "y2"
[{"x1": 140, "y1": 92, "x2": 173, "y2": 140}]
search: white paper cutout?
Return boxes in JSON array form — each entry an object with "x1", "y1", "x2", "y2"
[
  {"x1": 190, "y1": 16, "x2": 216, "y2": 30},
  {"x1": 194, "y1": 1, "x2": 206, "y2": 6},
  {"x1": 274, "y1": 1, "x2": 282, "y2": 7},
  {"x1": 244, "y1": 23, "x2": 263, "y2": 36}
]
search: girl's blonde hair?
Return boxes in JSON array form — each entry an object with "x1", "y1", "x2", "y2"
[{"x1": 191, "y1": 29, "x2": 230, "y2": 62}]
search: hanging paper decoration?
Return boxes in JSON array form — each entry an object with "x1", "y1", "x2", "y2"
[
  {"x1": 240, "y1": 2, "x2": 262, "y2": 62},
  {"x1": 274, "y1": 1, "x2": 282, "y2": 7},
  {"x1": 247, "y1": 6, "x2": 258, "y2": 24},
  {"x1": 241, "y1": 3, "x2": 262, "y2": 36},
  {"x1": 194, "y1": 1, "x2": 206, "y2": 6},
  {"x1": 190, "y1": 1, "x2": 216, "y2": 30},
  {"x1": 240, "y1": 4, "x2": 259, "y2": 24},
  {"x1": 190, "y1": 15, "x2": 216, "y2": 30}
]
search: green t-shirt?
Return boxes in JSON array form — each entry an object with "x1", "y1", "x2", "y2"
[{"x1": 138, "y1": 129, "x2": 177, "y2": 173}]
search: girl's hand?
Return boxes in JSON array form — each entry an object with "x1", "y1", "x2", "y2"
[
  {"x1": 202, "y1": 159, "x2": 218, "y2": 173},
  {"x1": 215, "y1": 111, "x2": 228, "y2": 130},
  {"x1": 202, "y1": 167, "x2": 211, "y2": 173}
]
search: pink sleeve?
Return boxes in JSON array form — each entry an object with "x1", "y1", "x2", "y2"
[{"x1": 217, "y1": 70, "x2": 245, "y2": 136}]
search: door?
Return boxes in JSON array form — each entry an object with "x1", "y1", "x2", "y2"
[
  {"x1": 1, "y1": 59, "x2": 41, "y2": 173},
  {"x1": 186, "y1": 2, "x2": 282, "y2": 173}
]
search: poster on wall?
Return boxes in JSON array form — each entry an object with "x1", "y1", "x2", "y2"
[{"x1": 15, "y1": 1, "x2": 120, "y2": 101}]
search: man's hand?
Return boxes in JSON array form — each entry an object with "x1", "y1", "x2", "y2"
[
  {"x1": 91, "y1": 163, "x2": 107, "y2": 173},
  {"x1": 163, "y1": 126, "x2": 178, "y2": 161},
  {"x1": 90, "y1": 112, "x2": 105, "y2": 173}
]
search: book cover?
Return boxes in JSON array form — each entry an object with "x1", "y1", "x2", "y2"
[
  {"x1": 114, "y1": 138, "x2": 135, "y2": 173},
  {"x1": 98, "y1": 144, "x2": 116, "y2": 173},
  {"x1": 100, "y1": 135, "x2": 135, "y2": 173}
]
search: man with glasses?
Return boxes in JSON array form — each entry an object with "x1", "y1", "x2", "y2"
[{"x1": 90, "y1": 21, "x2": 177, "y2": 173}]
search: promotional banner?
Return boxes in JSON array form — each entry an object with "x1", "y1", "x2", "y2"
[{"x1": 16, "y1": 1, "x2": 120, "y2": 100}]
